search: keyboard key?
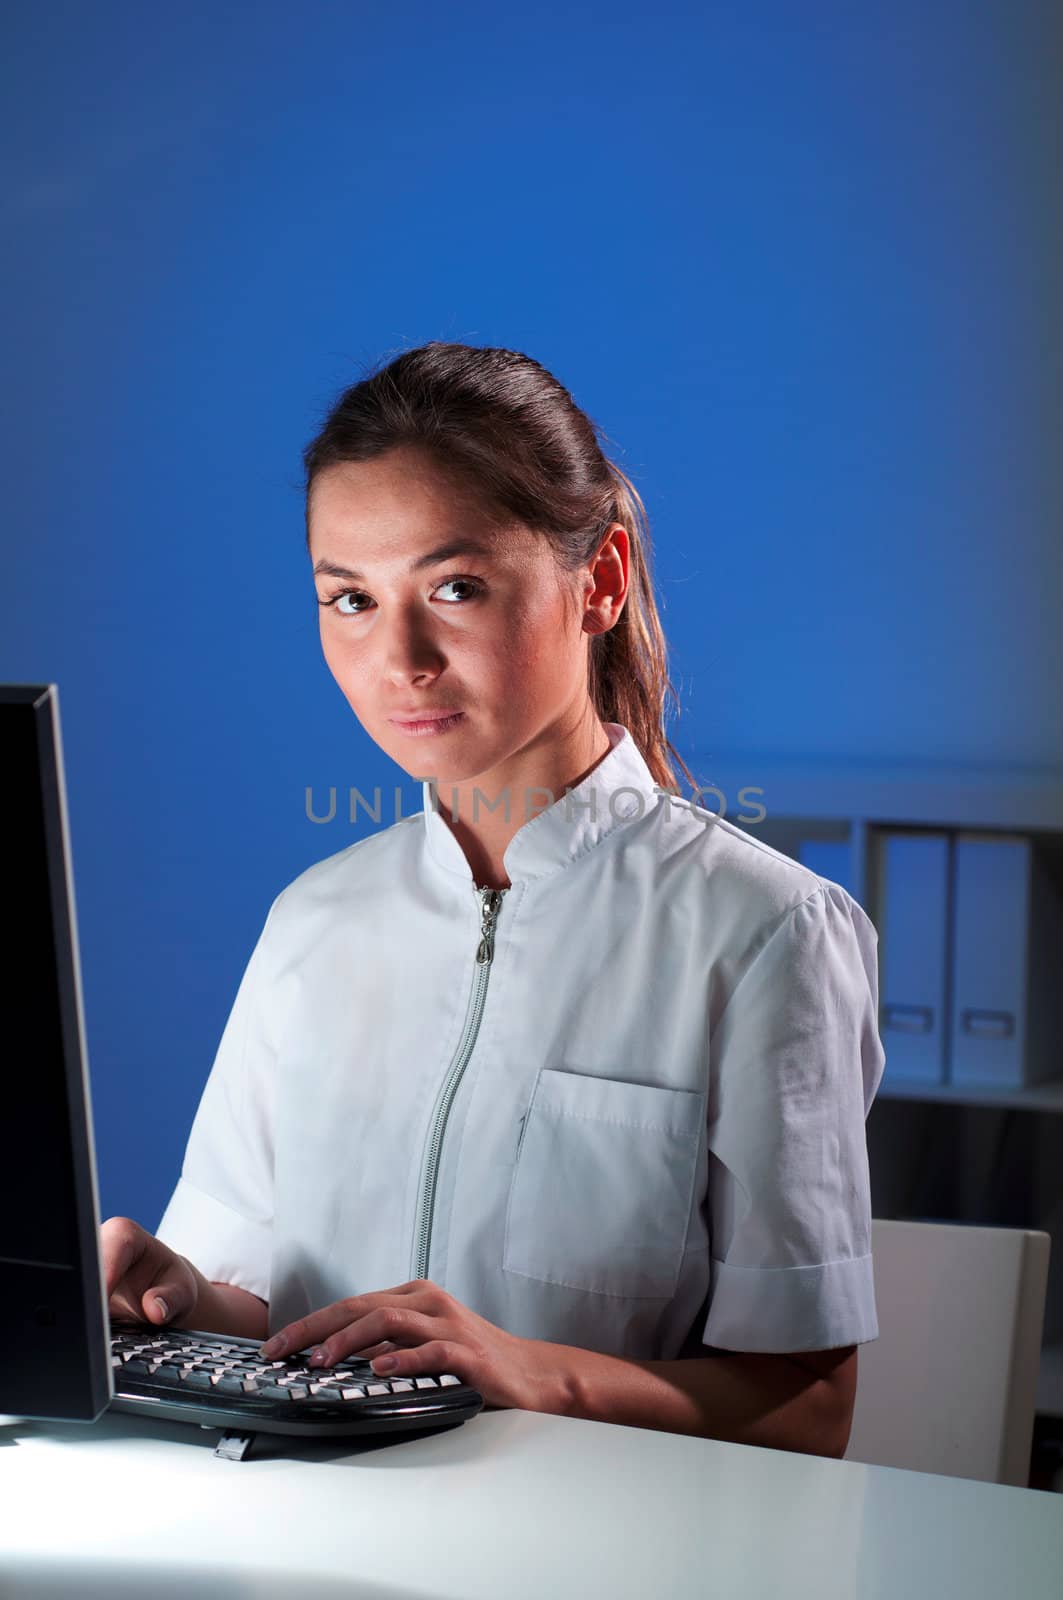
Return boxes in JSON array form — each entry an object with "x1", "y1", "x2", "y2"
[
  {"x1": 258, "y1": 1385, "x2": 294, "y2": 1401},
  {"x1": 213, "y1": 1377, "x2": 251, "y2": 1396},
  {"x1": 440, "y1": 1375, "x2": 461, "y2": 1387},
  {"x1": 340, "y1": 1387, "x2": 367, "y2": 1400},
  {"x1": 365, "y1": 1383, "x2": 391, "y2": 1396},
  {"x1": 182, "y1": 1371, "x2": 215, "y2": 1391}
]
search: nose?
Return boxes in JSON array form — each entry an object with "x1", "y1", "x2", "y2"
[{"x1": 377, "y1": 607, "x2": 447, "y2": 684}]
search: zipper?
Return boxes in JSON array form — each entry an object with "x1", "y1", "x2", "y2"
[{"x1": 412, "y1": 883, "x2": 508, "y2": 1282}]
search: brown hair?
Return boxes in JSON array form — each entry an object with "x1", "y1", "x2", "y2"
[{"x1": 302, "y1": 341, "x2": 700, "y2": 799}]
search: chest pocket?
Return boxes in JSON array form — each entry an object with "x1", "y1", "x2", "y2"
[{"x1": 502, "y1": 1067, "x2": 704, "y2": 1300}]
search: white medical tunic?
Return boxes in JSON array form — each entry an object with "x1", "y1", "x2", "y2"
[{"x1": 156, "y1": 722, "x2": 887, "y2": 1360}]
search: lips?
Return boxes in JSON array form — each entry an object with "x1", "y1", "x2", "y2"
[
  {"x1": 388, "y1": 709, "x2": 463, "y2": 724},
  {"x1": 388, "y1": 710, "x2": 466, "y2": 737}
]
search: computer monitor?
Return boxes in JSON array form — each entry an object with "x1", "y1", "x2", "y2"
[
  {"x1": 0, "y1": 682, "x2": 113, "y2": 1423},
  {"x1": 0, "y1": 684, "x2": 485, "y2": 1453}
]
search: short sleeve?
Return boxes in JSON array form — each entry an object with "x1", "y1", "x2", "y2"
[
  {"x1": 154, "y1": 899, "x2": 281, "y2": 1303},
  {"x1": 702, "y1": 881, "x2": 886, "y2": 1353}
]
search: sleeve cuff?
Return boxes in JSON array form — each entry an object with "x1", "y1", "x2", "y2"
[
  {"x1": 155, "y1": 1176, "x2": 272, "y2": 1305},
  {"x1": 702, "y1": 1251, "x2": 879, "y2": 1352}
]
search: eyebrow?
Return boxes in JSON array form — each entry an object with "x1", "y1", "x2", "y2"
[{"x1": 312, "y1": 539, "x2": 497, "y2": 582}]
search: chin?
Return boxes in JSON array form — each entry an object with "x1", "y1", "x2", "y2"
[{"x1": 383, "y1": 733, "x2": 467, "y2": 781}]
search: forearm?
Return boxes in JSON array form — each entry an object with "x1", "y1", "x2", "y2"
[
  {"x1": 180, "y1": 1255, "x2": 270, "y2": 1340},
  {"x1": 532, "y1": 1342, "x2": 843, "y2": 1457}
]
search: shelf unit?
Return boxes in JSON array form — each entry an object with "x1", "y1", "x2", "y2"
[{"x1": 699, "y1": 752, "x2": 1063, "y2": 1421}]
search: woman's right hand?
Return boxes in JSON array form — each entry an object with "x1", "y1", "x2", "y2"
[{"x1": 100, "y1": 1216, "x2": 200, "y2": 1328}]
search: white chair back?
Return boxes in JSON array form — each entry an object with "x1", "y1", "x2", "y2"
[{"x1": 845, "y1": 1218, "x2": 1051, "y2": 1485}]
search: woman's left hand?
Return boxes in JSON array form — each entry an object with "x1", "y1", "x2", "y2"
[{"x1": 257, "y1": 1279, "x2": 555, "y2": 1412}]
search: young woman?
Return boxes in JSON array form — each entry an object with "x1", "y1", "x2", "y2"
[{"x1": 126, "y1": 342, "x2": 885, "y2": 1455}]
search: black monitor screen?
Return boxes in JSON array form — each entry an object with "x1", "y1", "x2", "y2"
[{"x1": 0, "y1": 684, "x2": 111, "y2": 1421}]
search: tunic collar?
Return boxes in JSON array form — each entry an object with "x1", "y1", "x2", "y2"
[{"x1": 421, "y1": 721, "x2": 664, "y2": 885}]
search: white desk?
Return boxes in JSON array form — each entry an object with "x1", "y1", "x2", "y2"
[{"x1": 1, "y1": 1408, "x2": 1061, "y2": 1597}]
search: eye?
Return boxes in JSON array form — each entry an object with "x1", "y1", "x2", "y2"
[{"x1": 317, "y1": 575, "x2": 486, "y2": 615}]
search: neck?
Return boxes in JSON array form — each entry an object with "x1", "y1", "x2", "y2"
[{"x1": 436, "y1": 712, "x2": 614, "y2": 889}]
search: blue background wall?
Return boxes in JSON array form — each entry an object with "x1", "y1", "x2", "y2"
[{"x1": 2, "y1": 0, "x2": 1060, "y2": 1230}]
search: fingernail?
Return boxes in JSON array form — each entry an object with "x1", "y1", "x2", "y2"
[
  {"x1": 260, "y1": 1336, "x2": 283, "y2": 1357},
  {"x1": 373, "y1": 1356, "x2": 397, "y2": 1373},
  {"x1": 308, "y1": 1348, "x2": 327, "y2": 1365},
  {"x1": 153, "y1": 1297, "x2": 169, "y2": 1319}
]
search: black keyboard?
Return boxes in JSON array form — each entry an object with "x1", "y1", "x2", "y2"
[{"x1": 108, "y1": 1320, "x2": 484, "y2": 1439}]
